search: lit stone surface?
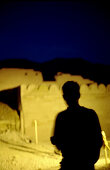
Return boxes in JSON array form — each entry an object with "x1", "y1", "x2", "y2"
[{"x1": 0, "y1": 68, "x2": 110, "y2": 169}]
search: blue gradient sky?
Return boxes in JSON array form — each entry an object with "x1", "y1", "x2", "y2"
[{"x1": 0, "y1": 1, "x2": 110, "y2": 64}]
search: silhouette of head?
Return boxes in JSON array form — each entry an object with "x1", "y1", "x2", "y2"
[{"x1": 62, "y1": 81, "x2": 80, "y2": 106}]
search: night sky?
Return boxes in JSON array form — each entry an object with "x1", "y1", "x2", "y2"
[{"x1": 0, "y1": 1, "x2": 110, "y2": 64}]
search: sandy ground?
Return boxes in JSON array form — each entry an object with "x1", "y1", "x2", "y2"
[
  {"x1": 0, "y1": 131, "x2": 61, "y2": 170},
  {"x1": 0, "y1": 131, "x2": 110, "y2": 170}
]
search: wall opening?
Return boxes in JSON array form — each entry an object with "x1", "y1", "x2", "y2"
[{"x1": 0, "y1": 86, "x2": 22, "y2": 132}]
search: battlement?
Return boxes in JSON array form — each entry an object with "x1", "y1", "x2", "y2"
[
  {"x1": 21, "y1": 82, "x2": 62, "y2": 97},
  {"x1": 80, "y1": 83, "x2": 110, "y2": 95},
  {"x1": 21, "y1": 82, "x2": 110, "y2": 97},
  {"x1": 0, "y1": 69, "x2": 109, "y2": 96}
]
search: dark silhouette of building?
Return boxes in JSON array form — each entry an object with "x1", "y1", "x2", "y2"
[{"x1": 51, "y1": 81, "x2": 103, "y2": 170}]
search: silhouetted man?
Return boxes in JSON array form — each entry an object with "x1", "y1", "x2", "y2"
[{"x1": 51, "y1": 81, "x2": 103, "y2": 170}]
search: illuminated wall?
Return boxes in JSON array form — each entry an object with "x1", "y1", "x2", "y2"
[
  {"x1": 0, "y1": 68, "x2": 43, "y2": 91},
  {"x1": 21, "y1": 83, "x2": 66, "y2": 143},
  {"x1": 55, "y1": 73, "x2": 94, "y2": 87},
  {"x1": 79, "y1": 83, "x2": 110, "y2": 139},
  {"x1": 0, "y1": 69, "x2": 110, "y2": 142},
  {"x1": 21, "y1": 82, "x2": 110, "y2": 143}
]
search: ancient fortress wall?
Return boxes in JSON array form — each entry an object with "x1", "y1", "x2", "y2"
[
  {"x1": 55, "y1": 73, "x2": 94, "y2": 87},
  {"x1": 21, "y1": 83, "x2": 66, "y2": 142},
  {"x1": 80, "y1": 83, "x2": 110, "y2": 95},
  {"x1": 0, "y1": 69, "x2": 110, "y2": 142},
  {"x1": 21, "y1": 82, "x2": 110, "y2": 97},
  {"x1": 21, "y1": 82, "x2": 110, "y2": 142},
  {"x1": 0, "y1": 68, "x2": 43, "y2": 91},
  {"x1": 0, "y1": 69, "x2": 110, "y2": 95}
]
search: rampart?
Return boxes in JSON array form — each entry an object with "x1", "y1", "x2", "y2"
[
  {"x1": 0, "y1": 69, "x2": 110, "y2": 142},
  {"x1": 20, "y1": 82, "x2": 110, "y2": 142},
  {"x1": 0, "y1": 68, "x2": 43, "y2": 91},
  {"x1": 21, "y1": 83, "x2": 110, "y2": 97}
]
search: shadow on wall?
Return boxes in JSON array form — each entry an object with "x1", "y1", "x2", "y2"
[
  {"x1": 0, "y1": 87, "x2": 21, "y2": 133},
  {"x1": 0, "y1": 86, "x2": 21, "y2": 117}
]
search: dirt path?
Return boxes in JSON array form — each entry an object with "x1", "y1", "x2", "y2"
[
  {"x1": 0, "y1": 137, "x2": 110, "y2": 170},
  {"x1": 0, "y1": 139, "x2": 61, "y2": 170}
]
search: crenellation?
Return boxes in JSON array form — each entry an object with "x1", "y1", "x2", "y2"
[
  {"x1": 98, "y1": 84, "x2": 106, "y2": 94},
  {"x1": 107, "y1": 84, "x2": 110, "y2": 93},
  {"x1": 21, "y1": 82, "x2": 110, "y2": 97},
  {"x1": 80, "y1": 84, "x2": 89, "y2": 94}
]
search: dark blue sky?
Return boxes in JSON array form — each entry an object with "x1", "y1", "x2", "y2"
[{"x1": 0, "y1": 1, "x2": 110, "y2": 64}]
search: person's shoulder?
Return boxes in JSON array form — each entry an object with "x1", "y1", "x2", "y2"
[
  {"x1": 80, "y1": 106, "x2": 95, "y2": 112},
  {"x1": 56, "y1": 109, "x2": 67, "y2": 120},
  {"x1": 80, "y1": 106, "x2": 98, "y2": 118}
]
